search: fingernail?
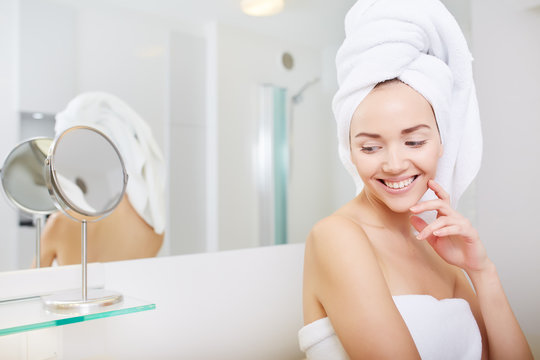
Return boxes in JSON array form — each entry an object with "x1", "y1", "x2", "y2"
[
  {"x1": 416, "y1": 233, "x2": 423, "y2": 240},
  {"x1": 410, "y1": 206, "x2": 417, "y2": 211}
]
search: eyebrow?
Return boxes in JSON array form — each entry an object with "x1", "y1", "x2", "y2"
[{"x1": 354, "y1": 124, "x2": 431, "y2": 138}]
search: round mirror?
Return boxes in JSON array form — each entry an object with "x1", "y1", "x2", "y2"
[
  {"x1": 0, "y1": 137, "x2": 55, "y2": 268},
  {"x1": 1, "y1": 137, "x2": 55, "y2": 214},
  {"x1": 45, "y1": 126, "x2": 128, "y2": 222},
  {"x1": 42, "y1": 126, "x2": 128, "y2": 312}
]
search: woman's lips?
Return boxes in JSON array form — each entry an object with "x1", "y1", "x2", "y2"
[{"x1": 377, "y1": 175, "x2": 419, "y2": 193}]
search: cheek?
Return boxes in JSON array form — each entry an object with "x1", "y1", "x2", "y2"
[
  {"x1": 351, "y1": 152, "x2": 376, "y2": 179},
  {"x1": 417, "y1": 146, "x2": 441, "y2": 173}
]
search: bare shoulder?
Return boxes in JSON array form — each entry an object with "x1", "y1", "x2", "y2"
[
  {"x1": 304, "y1": 214, "x2": 384, "y2": 301},
  {"x1": 306, "y1": 214, "x2": 373, "y2": 258},
  {"x1": 303, "y1": 215, "x2": 420, "y2": 358}
]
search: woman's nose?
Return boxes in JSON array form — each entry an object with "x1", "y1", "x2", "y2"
[{"x1": 381, "y1": 147, "x2": 408, "y2": 173}]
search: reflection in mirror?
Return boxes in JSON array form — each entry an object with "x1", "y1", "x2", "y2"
[
  {"x1": 38, "y1": 92, "x2": 166, "y2": 267},
  {"x1": 1, "y1": 0, "x2": 357, "y2": 271},
  {"x1": 46, "y1": 126, "x2": 127, "y2": 220},
  {"x1": 43, "y1": 125, "x2": 126, "y2": 311},
  {"x1": 0, "y1": 137, "x2": 55, "y2": 267}
]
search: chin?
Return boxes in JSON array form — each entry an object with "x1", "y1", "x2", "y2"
[
  {"x1": 386, "y1": 200, "x2": 417, "y2": 213},
  {"x1": 366, "y1": 183, "x2": 425, "y2": 214}
]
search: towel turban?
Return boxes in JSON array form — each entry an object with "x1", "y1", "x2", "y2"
[{"x1": 333, "y1": 0, "x2": 482, "y2": 207}]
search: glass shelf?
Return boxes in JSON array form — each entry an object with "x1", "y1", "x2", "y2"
[{"x1": 0, "y1": 292, "x2": 155, "y2": 336}]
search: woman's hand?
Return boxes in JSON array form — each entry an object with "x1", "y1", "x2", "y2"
[{"x1": 409, "y1": 179, "x2": 490, "y2": 273}]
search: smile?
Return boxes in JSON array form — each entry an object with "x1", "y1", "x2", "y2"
[{"x1": 379, "y1": 175, "x2": 418, "y2": 190}]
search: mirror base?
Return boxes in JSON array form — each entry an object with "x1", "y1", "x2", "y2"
[{"x1": 41, "y1": 288, "x2": 123, "y2": 314}]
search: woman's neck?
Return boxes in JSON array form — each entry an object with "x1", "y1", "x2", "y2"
[{"x1": 355, "y1": 191, "x2": 414, "y2": 237}]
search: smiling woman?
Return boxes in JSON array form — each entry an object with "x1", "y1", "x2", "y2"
[
  {"x1": 299, "y1": 0, "x2": 533, "y2": 358},
  {"x1": 349, "y1": 80, "x2": 443, "y2": 214}
]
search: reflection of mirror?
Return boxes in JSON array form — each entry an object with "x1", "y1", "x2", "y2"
[
  {"x1": 42, "y1": 126, "x2": 127, "y2": 312},
  {"x1": 0, "y1": 137, "x2": 55, "y2": 267},
  {"x1": 45, "y1": 126, "x2": 127, "y2": 221}
]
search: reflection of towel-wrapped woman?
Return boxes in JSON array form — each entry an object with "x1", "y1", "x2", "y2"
[{"x1": 38, "y1": 92, "x2": 166, "y2": 266}]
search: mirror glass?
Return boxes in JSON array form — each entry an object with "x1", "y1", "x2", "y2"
[
  {"x1": 47, "y1": 126, "x2": 127, "y2": 221},
  {"x1": 1, "y1": 138, "x2": 55, "y2": 215}
]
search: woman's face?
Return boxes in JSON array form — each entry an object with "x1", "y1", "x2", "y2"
[{"x1": 350, "y1": 80, "x2": 442, "y2": 213}]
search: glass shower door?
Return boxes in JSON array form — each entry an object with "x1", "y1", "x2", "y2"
[{"x1": 257, "y1": 84, "x2": 288, "y2": 246}]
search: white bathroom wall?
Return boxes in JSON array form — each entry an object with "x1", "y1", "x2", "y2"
[
  {"x1": 471, "y1": 0, "x2": 540, "y2": 355},
  {"x1": 76, "y1": 6, "x2": 168, "y2": 151},
  {"x1": 18, "y1": 0, "x2": 77, "y2": 114},
  {"x1": 169, "y1": 31, "x2": 208, "y2": 254},
  {"x1": 214, "y1": 23, "x2": 336, "y2": 250},
  {"x1": 0, "y1": 0, "x2": 20, "y2": 271},
  {"x1": 288, "y1": 84, "x2": 335, "y2": 245}
]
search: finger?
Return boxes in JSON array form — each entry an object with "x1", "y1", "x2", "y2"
[
  {"x1": 432, "y1": 225, "x2": 462, "y2": 238},
  {"x1": 410, "y1": 199, "x2": 453, "y2": 216},
  {"x1": 434, "y1": 223, "x2": 478, "y2": 244},
  {"x1": 410, "y1": 215, "x2": 428, "y2": 233},
  {"x1": 428, "y1": 179, "x2": 450, "y2": 202},
  {"x1": 416, "y1": 217, "x2": 452, "y2": 240}
]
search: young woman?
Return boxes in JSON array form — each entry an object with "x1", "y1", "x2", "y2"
[
  {"x1": 299, "y1": 79, "x2": 532, "y2": 359},
  {"x1": 299, "y1": 0, "x2": 533, "y2": 358}
]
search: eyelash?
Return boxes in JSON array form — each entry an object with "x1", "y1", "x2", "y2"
[
  {"x1": 360, "y1": 146, "x2": 380, "y2": 154},
  {"x1": 360, "y1": 140, "x2": 427, "y2": 153},
  {"x1": 405, "y1": 140, "x2": 428, "y2": 147}
]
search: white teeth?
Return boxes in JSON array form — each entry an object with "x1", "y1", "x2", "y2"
[{"x1": 383, "y1": 177, "x2": 415, "y2": 189}]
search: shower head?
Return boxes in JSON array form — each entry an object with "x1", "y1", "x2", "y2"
[{"x1": 291, "y1": 78, "x2": 320, "y2": 105}]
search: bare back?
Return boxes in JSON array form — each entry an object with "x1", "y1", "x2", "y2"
[{"x1": 38, "y1": 194, "x2": 163, "y2": 266}]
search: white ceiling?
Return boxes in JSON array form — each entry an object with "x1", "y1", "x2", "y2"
[{"x1": 56, "y1": 0, "x2": 470, "y2": 50}]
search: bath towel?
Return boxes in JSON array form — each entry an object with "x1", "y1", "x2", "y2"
[
  {"x1": 333, "y1": 0, "x2": 482, "y2": 207},
  {"x1": 298, "y1": 295, "x2": 482, "y2": 359},
  {"x1": 55, "y1": 92, "x2": 166, "y2": 234}
]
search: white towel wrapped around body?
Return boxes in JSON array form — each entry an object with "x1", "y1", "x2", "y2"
[
  {"x1": 333, "y1": 0, "x2": 482, "y2": 206},
  {"x1": 298, "y1": 295, "x2": 482, "y2": 360},
  {"x1": 55, "y1": 92, "x2": 166, "y2": 234}
]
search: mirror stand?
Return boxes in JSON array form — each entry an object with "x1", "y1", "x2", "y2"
[
  {"x1": 33, "y1": 214, "x2": 46, "y2": 268},
  {"x1": 41, "y1": 221, "x2": 123, "y2": 314}
]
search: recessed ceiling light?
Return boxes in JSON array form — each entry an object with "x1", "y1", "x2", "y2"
[{"x1": 241, "y1": 0, "x2": 284, "y2": 17}]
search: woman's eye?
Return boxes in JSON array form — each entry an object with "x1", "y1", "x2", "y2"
[
  {"x1": 361, "y1": 146, "x2": 380, "y2": 153},
  {"x1": 405, "y1": 140, "x2": 427, "y2": 147}
]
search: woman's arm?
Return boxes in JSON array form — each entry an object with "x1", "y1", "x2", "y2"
[
  {"x1": 305, "y1": 215, "x2": 421, "y2": 359},
  {"x1": 36, "y1": 213, "x2": 62, "y2": 267},
  {"x1": 468, "y1": 261, "x2": 532, "y2": 360},
  {"x1": 410, "y1": 180, "x2": 533, "y2": 360}
]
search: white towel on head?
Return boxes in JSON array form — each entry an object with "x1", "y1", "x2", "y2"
[
  {"x1": 55, "y1": 92, "x2": 166, "y2": 234},
  {"x1": 333, "y1": 0, "x2": 482, "y2": 207}
]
